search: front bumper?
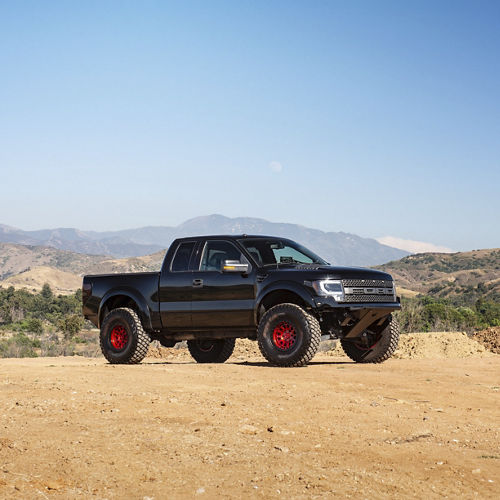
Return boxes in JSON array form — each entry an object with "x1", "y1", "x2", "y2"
[
  {"x1": 312, "y1": 296, "x2": 401, "y2": 311},
  {"x1": 312, "y1": 296, "x2": 401, "y2": 339}
]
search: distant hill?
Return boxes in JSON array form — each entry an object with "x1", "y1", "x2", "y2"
[
  {"x1": 378, "y1": 248, "x2": 500, "y2": 303},
  {"x1": 0, "y1": 243, "x2": 165, "y2": 294},
  {"x1": 0, "y1": 224, "x2": 162, "y2": 258},
  {"x1": 0, "y1": 243, "x2": 109, "y2": 280},
  {"x1": 1, "y1": 266, "x2": 83, "y2": 295},
  {"x1": 0, "y1": 215, "x2": 408, "y2": 266}
]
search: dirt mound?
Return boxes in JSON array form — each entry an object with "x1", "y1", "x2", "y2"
[
  {"x1": 322, "y1": 332, "x2": 492, "y2": 360},
  {"x1": 392, "y1": 331, "x2": 491, "y2": 359},
  {"x1": 147, "y1": 332, "x2": 494, "y2": 361},
  {"x1": 146, "y1": 345, "x2": 190, "y2": 360},
  {"x1": 473, "y1": 326, "x2": 500, "y2": 354},
  {"x1": 147, "y1": 339, "x2": 263, "y2": 361}
]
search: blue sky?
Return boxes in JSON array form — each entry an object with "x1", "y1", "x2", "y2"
[{"x1": 0, "y1": 0, "x2": 499, "y2": 251}]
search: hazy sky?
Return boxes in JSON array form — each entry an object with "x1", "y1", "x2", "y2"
[{"x1": 1, "y1": 1, "x2": 499, "y2": 251}]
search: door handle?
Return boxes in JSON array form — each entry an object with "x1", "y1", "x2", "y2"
[{"x1": 192, "y1": 279, "x2": 203, "y2": 287}]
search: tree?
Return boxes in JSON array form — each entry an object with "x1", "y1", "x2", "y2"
[
  {"x1": 25, "y1": 318, "x2": 43, "y2": 334},
  {"x1": 59, "y1": 314, "x2": 83, "y2": 339},
  {"x1": 41, "y1": 283, "x2": 53, "y2": 300}
]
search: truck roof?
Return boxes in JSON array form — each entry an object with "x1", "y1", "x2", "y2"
[{"x1": 175, "y1": 234, "x2": 293, "y2": 241}]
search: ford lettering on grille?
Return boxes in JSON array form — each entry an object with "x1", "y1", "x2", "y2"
[
  {"x1": 341, "y1": 280, "x2": 396, "y2": 303},
  {"x1": 345, "y1": 287, "x2": 394, "y2": 295}
]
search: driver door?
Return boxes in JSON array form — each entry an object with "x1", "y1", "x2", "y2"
[{"x1": 190, "y1": 239, "x2": 255, "y2": 329}]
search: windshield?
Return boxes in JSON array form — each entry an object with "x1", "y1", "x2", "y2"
[{"x1": 239, "y1": 238, "x2": 327, "y2": 267}]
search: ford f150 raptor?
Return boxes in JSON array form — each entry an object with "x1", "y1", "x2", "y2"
[{"x1": 82, "y1": 235, "x2": 401, "y2": 367}]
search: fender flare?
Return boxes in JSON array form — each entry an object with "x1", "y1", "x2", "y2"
[
  {"x1": 98, "y1": 288, "x2": 153, "y2": 331},
  {"x1": 255, "y1": 281, "x2": 316, "y2": 323}
]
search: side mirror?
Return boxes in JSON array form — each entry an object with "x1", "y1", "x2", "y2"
[{"x1": 222, "y1": 260, "x2": 249, "y2": 274}]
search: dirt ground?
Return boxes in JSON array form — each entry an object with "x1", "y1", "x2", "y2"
[{"x1": 0, "y1": 344, "x2": 499, "y2": 499}]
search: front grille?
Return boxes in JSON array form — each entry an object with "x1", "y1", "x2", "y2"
[
  {"x1": 341, "y1": 294, "x2": 396, "y2": 303},
  {"x1": 340, "y1": 279, "x2": 396, "y2": 303},
  {"x1": 342, "y1": 279, "x2": 393, "y2": 287}
]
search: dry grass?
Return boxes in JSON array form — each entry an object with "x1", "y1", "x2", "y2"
[{"x1": 0, "y1": 266, "x2": 82, "y2": 295}]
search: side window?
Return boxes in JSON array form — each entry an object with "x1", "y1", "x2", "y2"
[
  {"x1": 171, "y1": 242, "x2": 196, "y2": 272},
  {"x1": 200, "y1": 241, "x2": 244, "y2": 271},
  {"x1": 244, "y1": 246, "x2": 263, "y2": 266}
]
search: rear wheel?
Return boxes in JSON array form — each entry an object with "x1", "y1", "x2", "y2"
[
  {"x1": 187, "y1": 338, "x2": 235, "y2": 363},
  {"x1": 100, "y1": 308, "x2": 151, "y2": 364},
  {"x1": 340, "y1": 315, "x2": 399, "y2": 363},
  {"x1": 257, "y1": 303, "x2": 321, "y2": 367}
]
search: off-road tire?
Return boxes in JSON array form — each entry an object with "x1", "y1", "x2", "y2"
[
  {"x1": 100, "y1": 307, "x2": 151, "y2": 364},
  {"x1": 187, "y1": 338, "x2": 236, "y2": 363},
  {"x1": 340, "y1": 315, "x2": 399, "y2": 363},
  {"x1": 257, "y1": 303, "x2": 321, "y2": 367}
]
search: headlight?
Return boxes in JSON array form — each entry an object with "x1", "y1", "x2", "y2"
[{"x1": 312, "y1": 279, "x2": 344, "y2": 301}]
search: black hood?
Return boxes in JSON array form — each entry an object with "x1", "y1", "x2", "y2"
[{"x1": 263, "y1": 264, "x2": 394, "y2": 281}]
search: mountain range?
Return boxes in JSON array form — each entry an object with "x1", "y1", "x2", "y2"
[{"x1": 0, "y1": 215, "x2": 408, "y2": 266}]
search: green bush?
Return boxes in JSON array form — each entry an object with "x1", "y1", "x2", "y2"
[
  {"x1": 0, "y1": 333, "x2": 39, "y2": 358},
  {"x1": 23, "y1": 317, "x2": 44, "y2": 334},
  {"x1": 58, "y1": 314, "x2": 84, "y2": 339},
  {"x1": 394, "y1": 295, "x2": 499, "y2": 333},
  {"x1": 0, "y1": 284, "x2": 82, "y2": 330},
  {"x1": 0, "y1": 284, "x2": 101, "y2": 358}
]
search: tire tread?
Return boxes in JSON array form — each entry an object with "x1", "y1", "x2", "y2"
[
  {"x1": 187, "y1": 338, "x2": 236, "y2": 363},
  {"x1": 257, "y1": 303, "x2": 321, "y2": 367},
  {"x1": 100, "y1": 307, "x2": 151, "y2": 364}
]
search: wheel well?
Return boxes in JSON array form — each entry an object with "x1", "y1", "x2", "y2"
[
  {"x1": 100, "y1": 295, "x2": 139, "y2": 326},
  {"x1": 259, "y1": 290, "x2": 309, "y2": 321}
]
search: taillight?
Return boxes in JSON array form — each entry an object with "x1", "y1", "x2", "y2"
[{"x1": 82, "y1": 282, "x2": 92, "y2": 304}]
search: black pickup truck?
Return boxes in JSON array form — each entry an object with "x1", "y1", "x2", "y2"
[{"x1": 82, "y1": 235, "x2": 401, "y2": 367}]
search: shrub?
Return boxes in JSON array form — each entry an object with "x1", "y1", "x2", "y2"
[
  {"x1": 24, "y1": 318, "x2": 44, "y2": 334},
  {"x1": 394, "y1": 296, "x2": 499, "y2": 333},
  {"x1": 58, "y1": 314, "x2": 84, "y2": 340},
  {"x1": 0, "y1": 333, "x2": 39, "y2": 358}
]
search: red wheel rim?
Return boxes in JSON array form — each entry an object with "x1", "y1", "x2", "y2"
[
  {"x1": 272, "y1": 321, "x2": 297, "y2": 350},
  {"x1": 110, "y1": 324, "x2": 129, "y2": 350}
]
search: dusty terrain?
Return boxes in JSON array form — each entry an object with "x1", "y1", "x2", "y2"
[{"x1": 1, "y1": 337, "x2": 499, "y2": 499}]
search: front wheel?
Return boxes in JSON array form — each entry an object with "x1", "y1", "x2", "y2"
[
  {"x1": 340, "y1": 315, "x2": 399, "y2": 363},
  {"x1": 187, "y1": 338, "x2": 235, "y2": 363},
  {"x1": 257, "y1": 303, "x2": 321, "y2": 367},
  {"x1": 100, "y1": 307, "x2": 151, "y2": 364}
]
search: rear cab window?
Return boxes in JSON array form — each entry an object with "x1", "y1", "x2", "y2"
[{"x1": 170, "y1": 241, "x2": 197, "y2": 272}]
